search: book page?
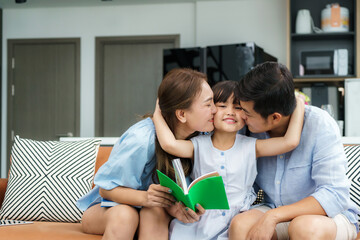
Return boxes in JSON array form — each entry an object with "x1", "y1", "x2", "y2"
[
  {"x1": 172, "y1": 158, "x2": 188, "y2": 194},
  {"x1": 188, "y1": 171, "x2": 219, "y2": 190}
]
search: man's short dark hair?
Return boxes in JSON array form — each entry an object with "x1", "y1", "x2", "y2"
[{"x1": 238, "y1": 62, "x2": 296, "y2": 119}]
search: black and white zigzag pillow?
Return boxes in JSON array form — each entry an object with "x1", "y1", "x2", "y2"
[
  {"x1": 345, "y1": 145, "x2": 360, "y2": 224},
  {"x1": 0, "y1": 136, "x2": 101, "y2": 223}
]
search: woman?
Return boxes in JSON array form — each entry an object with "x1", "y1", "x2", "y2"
[{"x1": 76, "y1": 68, "x2": 217, "y2": 240}]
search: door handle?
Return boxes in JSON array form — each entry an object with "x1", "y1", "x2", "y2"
[{"x1": 56, "y1": 132, "x2": 74, "y2": 137}]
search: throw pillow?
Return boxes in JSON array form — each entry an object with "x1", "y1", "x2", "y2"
[
  {"x1": 0, "y1": 136, "x2": 101, "y2": 223},
  {"x1": 345, "y1": 145, "x2": 360, "y2": 224}
]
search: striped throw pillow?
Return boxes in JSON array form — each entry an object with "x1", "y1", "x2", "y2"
[
  {"x1": 345, "y1": 145, "x2": 360, "y2": 224},
  {"x1": 0, "y1": 136, "x2": 101, "y2": 223}
]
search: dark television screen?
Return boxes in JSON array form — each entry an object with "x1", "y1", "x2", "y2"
[
  {"x1": 206, "y1": 43, "x2": 256, "y2": 86},
  {"x1": 163, "y1": 47, "x2": 204, "y2": 77}
]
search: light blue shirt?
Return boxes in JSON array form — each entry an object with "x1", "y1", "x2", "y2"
[
  {"x1": 252, "y1": 105, "x2": 359, "y2": 230},
  {"x1": 76, "y1": 117, "x2": 156, "y2": 211}
]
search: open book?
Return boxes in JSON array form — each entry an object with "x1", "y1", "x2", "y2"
[{"x1": 157, "y1": 158, "x2": 229, "y2": 211}]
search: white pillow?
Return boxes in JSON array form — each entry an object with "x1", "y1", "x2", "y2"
[{"x1": 0, "y1": 136, "x2": 101, "y2": 223}]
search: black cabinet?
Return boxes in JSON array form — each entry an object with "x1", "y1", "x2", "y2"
[
  {"x1": 163, "y1": 42, "x2": 277, "y2": 86},
  {"x1": 289, "y1": 0, "x2": 357, "y2": 80}
]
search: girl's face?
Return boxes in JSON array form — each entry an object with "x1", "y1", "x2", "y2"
[
  {"x1": 183, "y1": 81, "x2": 217, "y2": 133},
  {"x1": 214, "y1": 94, "x2": 245, "y2": 133}
]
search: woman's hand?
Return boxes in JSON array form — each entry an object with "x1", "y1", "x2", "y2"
[
  {"x1": 166, "y1": 202, "x2": 205, "y2": 223},
  {"x1": 143, "y1": 184, "x2": 176, "y2": 208}
]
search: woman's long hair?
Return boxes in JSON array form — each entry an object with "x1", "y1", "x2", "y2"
[{"x1": 154, "y1": 68, "x2": 207, "y2": 181}]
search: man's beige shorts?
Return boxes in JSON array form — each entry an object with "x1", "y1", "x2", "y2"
[{"x1": 254, "y1": 205, "x2": 357, "y2": 240}]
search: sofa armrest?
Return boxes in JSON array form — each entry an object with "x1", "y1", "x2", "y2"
[{"x1": 0, "y1": 178, "x2": 8, "y2": 208}]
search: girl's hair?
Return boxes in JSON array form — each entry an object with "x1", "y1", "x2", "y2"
[
  {"x1": 155, "y1": 68, "x2": 207, "y2": 181},
  {"x1": 212, "y1": 80, "x2": 240, "y2": 104}
]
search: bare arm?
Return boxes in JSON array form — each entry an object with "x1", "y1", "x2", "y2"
[
  {"x1": 153, "y1": 100, "x2": 194, "y2": 158},
  {"x1": 255, "y1": 97, "x2": 305, "y2": 157},
  {"x1": 248, "y1": 196, "x2": 325, "y2": 238},
  {"x1": 267, "y1": 196, "x2": 326, "y2": 222},
  {"x1": 99, "y1": 184, "x2": 176, "y2": 208}
]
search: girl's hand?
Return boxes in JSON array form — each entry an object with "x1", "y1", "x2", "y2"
[
  {"x1": 143, "y1": 184, "x2": 176, "y2": 208},
  {"x1": 296, "y1": 96, "x2": 305, "y2": 111},
  {"x1": 154, "y1": 99, "x2": 161, "y2": 117},
  {"x1": 166, "y1": 202, "x2": 205, "y2": 223}
]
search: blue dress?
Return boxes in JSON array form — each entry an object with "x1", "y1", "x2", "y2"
[{"x1": 76, "y1": 118, "x2": 156, "y2": 211}]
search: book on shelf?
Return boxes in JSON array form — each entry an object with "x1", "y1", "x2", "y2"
[{"x1": 157, "y1": 158, "x2": 229, "y2": 211}]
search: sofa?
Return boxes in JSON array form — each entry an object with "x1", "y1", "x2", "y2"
[{"x1": 0, "y1": 138, "x2": 360, "y2": 239}]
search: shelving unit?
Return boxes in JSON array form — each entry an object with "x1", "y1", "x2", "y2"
[
  {"x1": 291, "y1": 32, "x2": 355, "y2": 41},
  {"x1": 287, "y1": 0, "x2": 358, "y2": 83},
  {"x1": 287, "y1": 0, "x2": 359, "y2": 132}
]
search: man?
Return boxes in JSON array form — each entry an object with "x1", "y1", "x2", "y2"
[{"x1": 229, "y1": 62, "x2": 358, "y2": 240}]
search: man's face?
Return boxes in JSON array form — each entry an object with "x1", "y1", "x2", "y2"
[{"x1": 239, "y1": 101, "x2": 271, "y2": 133}]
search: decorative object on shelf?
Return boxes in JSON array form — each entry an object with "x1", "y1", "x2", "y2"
[
  {"x1": 334, "y1": 49, "x2": 348, "y2": 76},
  {"x1": 321, "y1": 3, "x2": 349, "y2": 32},
  {"x1": 295, "y1": 9, "x2": 312, "y2": 34},
  {"x1": 337, "y1": 120, "x2": 344, "y2": 136},
  {"x1": 321, "y1": 104, "x2": 344, "y2": 135},
  {"x1": 321, "y1": 104, "x2": 335, "y2": 118},
  {"x1": 295, "y1": 90, "x2": 311, "y2": 105}
]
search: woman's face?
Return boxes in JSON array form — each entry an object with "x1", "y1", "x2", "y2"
[{"x1": 184, "y1": 81, "x2": 217, "y2": 133}]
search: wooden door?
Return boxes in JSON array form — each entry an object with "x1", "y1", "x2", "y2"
[
  {"x1": 7, "y1": 39, "x2": 80, "y2": 170},
  {"x1": 95, "y1": 35, "x2": 179, "y2": 136}
]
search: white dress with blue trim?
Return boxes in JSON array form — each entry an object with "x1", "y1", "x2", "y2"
[{"x1": 169, "y1": 133, "x2": 257, "y2": 240}]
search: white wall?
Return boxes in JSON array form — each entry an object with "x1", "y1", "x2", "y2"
[
  {"x1": 1, "y1": 0, "x2": 287, "y2": 177},
  {"x1": 195, "y1": 0, "x2": 286, "y2": 61}
]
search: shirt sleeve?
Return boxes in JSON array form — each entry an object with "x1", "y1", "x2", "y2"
[
  {"x1": 310, "y1": 114, "x2": 351, "y2": 218},
  {"x1": 94, "y1": 119, "x2": 156, "y2": 191}
]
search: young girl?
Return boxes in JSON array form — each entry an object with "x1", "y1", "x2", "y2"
[{"x1": 153, "y1": 80, "x2": 304, "y2": 239}]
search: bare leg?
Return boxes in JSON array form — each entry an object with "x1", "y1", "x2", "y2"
[
  {"x1": 289, "y1": 215, "x2": 336, "y2": 240},
  {"x1": 138, "y1": 207, "x2": 172, "y2": 240},
  {"x1": 229, "y1": 209, "x2": 277, "y2": 240},
  {"x1": 81, "y1": 203, "x2": 139, "y2": 240}
]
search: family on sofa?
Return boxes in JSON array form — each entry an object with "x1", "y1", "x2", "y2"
[{"x1": 75, "y1": 63, "x2": 359, "y2": 240}]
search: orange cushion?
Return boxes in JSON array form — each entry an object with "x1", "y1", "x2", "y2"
[{"x1": 0, "y1": 222, "x2": 102, "y2": 240}]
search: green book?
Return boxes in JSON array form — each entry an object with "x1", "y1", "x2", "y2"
[{"x1": 157, "y1": 165, "x2": 229, "y2": 211}]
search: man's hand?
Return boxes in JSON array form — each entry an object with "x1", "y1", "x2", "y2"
[
  {"x1": 166, "y1": 202, "x2": 205, "y2": 223},
  {"x1": 247, "y1": 211, "x2": 277, "y2": 240}
]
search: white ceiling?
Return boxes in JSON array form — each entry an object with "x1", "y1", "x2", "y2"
[{"x1": 0, "y1": 0, "x2": 225, "y2": 9}]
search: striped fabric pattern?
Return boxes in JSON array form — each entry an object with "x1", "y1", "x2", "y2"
[
  {"x1": 0, "y1": 220, "x2": 33, "y2": 226},
  {"x1": 0, "y1": 136, "x2": 101, "y2": 223},
  {"x1": 345, "y1": 145, "x2": 360, "y2": 224}
]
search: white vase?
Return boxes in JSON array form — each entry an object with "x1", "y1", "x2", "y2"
[{"x1": 296, "y1": 9, "x2": 312, "y2": 34}]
